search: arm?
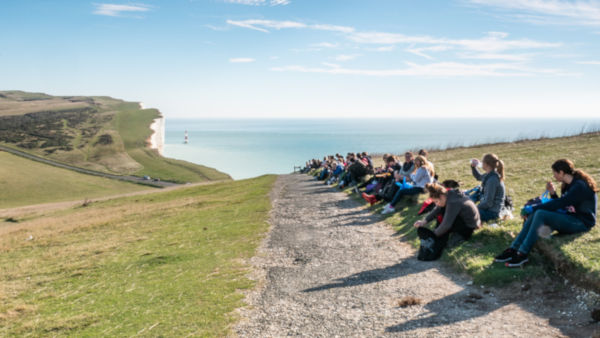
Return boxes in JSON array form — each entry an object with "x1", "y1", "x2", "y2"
[
  {"x1": 471, "y1": 166, "x2": 483, "y2": 181},
  {"x1": 534, "y1": 181, "x2": 587, "y2": 212},
  {"x1": 424, "y1": 206, "x2": 442, "y2": 223},
  {"x1": 434, "y1": 202, "x2": 461, "y2": 237}
]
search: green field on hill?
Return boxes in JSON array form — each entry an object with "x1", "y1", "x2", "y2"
[
  {"x1": 0, "y1": 91, "x2": 230, "y2": 183},
  {"x1": 350, "y1": 132, "x2": 600, "y2": 289},
  {"x1": 0, "y1": 175, "x2": 276, "y2": 336},
  {"x1": 0, "y1": 151, "x2": 152, "y2": 209}
]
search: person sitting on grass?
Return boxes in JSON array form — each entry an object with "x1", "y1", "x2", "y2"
[
  {"x1": 470, "y1": 153, "x2": 506, "y2": 222},
  {"x1": 414, "y1": 182, "x2": 481, "y2": 254},
  {"x1": 397, "y1": 151, "x2": 416, "y2": 179},
  {"x1": 381, "y1": 155, "x2": 434, "y2": 215},
  {"x1": 495, "y1": 159, "x2": 598, "y2": 268}
]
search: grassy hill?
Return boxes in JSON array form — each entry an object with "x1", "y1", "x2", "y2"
[
  {"x1": 0, "y1": 91, "x2": 230, "y2": 183},
  {"x1": 0, "y1": 151, "x2": 151, "y2": 209},
  {"x1": 346, "y1": 132, "x2": 600, "y2": 289},
  {"x1": 0, "y1": 175, "x2": 276, "y2": 336}
]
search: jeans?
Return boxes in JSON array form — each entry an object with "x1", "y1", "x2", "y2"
[
  {"x1": 478, "y1": 207, "x2": 499, "y2": 222},
  {"x1": 390, "y1": 186, "x2": 424, "y2": 207},
  {"x1": 511, "y1": 209, "x2": 589, "y2": 255}
]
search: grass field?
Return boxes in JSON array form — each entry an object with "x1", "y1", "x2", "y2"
[
  {"x1": 0, "y1": 175, "x2": 276, "y2": 336},
  {"x1": 0, "y1": 152, "x2": 152, "y2": 209},
  {"x1": 333, "y1": 132, "x2": 600, "y2": 288}
]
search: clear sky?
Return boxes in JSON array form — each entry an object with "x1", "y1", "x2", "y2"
[{"x1": 1, "y1": 0, "x2": 599, "y2": 118}]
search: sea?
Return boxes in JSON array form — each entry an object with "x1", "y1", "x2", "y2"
[{"x1": 162, "y1": 118, "x2": 600, "y2": 180}]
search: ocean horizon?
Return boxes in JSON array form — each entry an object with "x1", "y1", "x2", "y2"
[{"x1": 162, "y1": 118, "x2": 600, "y2": 180}]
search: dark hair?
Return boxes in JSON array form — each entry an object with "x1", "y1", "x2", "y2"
[
  {"x1": 551, "y1": 159, "x2": 599, "y2": 193},
  {"x1": 441, "y1": 179, "x2": 460, "y2": 189},
  {"x1": 418, "y1": 149, "x2": 428, "y2": 157},
  {"x1": 425, "y1": 182, "x2": 447, "y2": 199}
]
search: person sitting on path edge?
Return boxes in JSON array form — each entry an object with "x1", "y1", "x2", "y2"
[
  {"x1": 494, "y1": 159, "x2": 598, "y2": 268},
  {"x1": 381, "y1": 155, "x2": 434, "y2": 215}
]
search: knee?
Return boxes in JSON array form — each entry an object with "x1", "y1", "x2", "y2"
[{"x1": 531, "y1": 209, "x2": 553, "y2": 223}]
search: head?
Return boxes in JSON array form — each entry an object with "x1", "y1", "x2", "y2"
[
  {"x1": 482, "y1": 153, "x2": 505, "y2": 181},
  {"x1": 404, "y1": 151, "x2": 414, "y2": 162},
  {"x1": 418, "y1": 149, "x2": 428, "y2": 157},
  {"x1": 551, "y1": 159, "x2": 599, "y2": 193},
  {"x1": 441, "y1": 179, "x2": 460, "y2": 189},
  {"x1": 425, "y1": 183, "x2": 448, "y2": 207},
  {"x1": 415, "y1": 155, "x2": 434, "y2": 176},
  {"x1": 383, "y1": 153, "x2": 391, "y2": 162},
  {"x1": 386, "y1": 155, "x2": 396, "y2": 166}
]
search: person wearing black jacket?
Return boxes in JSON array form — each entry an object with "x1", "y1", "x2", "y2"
[{"x1": 495, "y1": 159, "x2": 599, "y2": 267}]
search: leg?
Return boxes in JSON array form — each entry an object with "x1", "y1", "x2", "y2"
[
  {"x1": 516, "y1": 210, "x2": 588, "y2": 255},
  {"x1": 510, "y1": 215, "x2": 534, "y2": 251},
  {"x1": 478, "y1": 206, "x2": 499, "y2": 222},
  {"x1": 389, "y1": 187, "x2": 422, "y2": 207}
]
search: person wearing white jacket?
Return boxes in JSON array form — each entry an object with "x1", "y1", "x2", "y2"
[{"x1": 381, "y1": 155, "x2": 434, "y2": 215}]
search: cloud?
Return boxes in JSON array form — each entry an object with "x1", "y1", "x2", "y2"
[
  {"x1": 226, "y1": 19, "x2": 354, "y2": 33},
  {"x1": 372, "y1": 45, "x2": 395, "y2": 52},
  {"x1": 312, "y1": 42, "x2": 339, "y2": 48},
  {"x1": 577, "y1": 60, "x2": 600, "y2": 65},
  {"x1": 334, "y1": 54, "x2": 360, "y2": 61},
  {"x1": 93, "y1": 3, "x2": 151, "y2": 17},
  {"x1": 229, "y1": 57, "x2": 256, "y2": 63},
  {"x1": 271, "y1": 61, "x2": 573, "y2": 77},
  {"x1": 467, "y1": 0, "x2": 600, "y2": 26},
  {"x1": 406, "y1": 45, "x2": 452, "y2": 59},
  {"x1": 222, "y1": 0, "x2": 290, "y2": 5}
]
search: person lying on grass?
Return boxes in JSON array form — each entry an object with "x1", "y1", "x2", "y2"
[
  {"x1": 381, "y1": 155, "x2": 434, "y2": 215},
  {"x1": 495, "y1": 159, "x2": 598, "y2": 268},
  {"x1": 470, "y1": 153, "x2": 506, "y2": 222},
  {"x1": 413, "y1": 182, "x2": 481, "y2": 251}
]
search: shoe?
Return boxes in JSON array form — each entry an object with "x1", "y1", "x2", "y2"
[
  {"x1": 367, "y1": 195, "x2": 377, "y2": 206},
  {"x1": 361, "y1": 192, "x2": 371, "y2": 203},
  {"x1": 381, "y1": 204, "x2": 395, "y2": 215},
  {"x1": 353, "y1": 186, "x2": 360, "y2": 194},
  {"x1": 494, "y1": 248, "x2": 516, "y2": 263},
  {"x1": 505, "y1": 252, "x2": 529, "y2": 268}
]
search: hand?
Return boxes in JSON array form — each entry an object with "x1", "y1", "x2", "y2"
[
  {"x1": 546, "y1": 181, "x2": 556, "y2": 195},
  {"x1": 414, "y1": 220, "x2": 426, "y2": 228},
  {"x1": 520, "y1": 205, "x2": 533, "y2": 216},
  {"x1": 471, "y1": 159, "x2": 480, "y2": 168}
]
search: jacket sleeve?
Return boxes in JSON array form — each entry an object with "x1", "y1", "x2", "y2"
[
  {"x1": 434, "y1": 202, "x2": 461, "y2": 237},
  {"x1": 425, "y1": 206, "x2": 442, "y2": 223},
  {"x1": 479, "y1": 175, "x2": 499, "y2": 210},
  {"x1": 471, "y1": 167, "x2": 483, "y2": 181},
  {"x1": 534, "y1": 181, "x2": 586, "y2": 212}
]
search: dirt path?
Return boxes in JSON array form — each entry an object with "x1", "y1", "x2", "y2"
[{"x1": 235, "y1": 174, "x2": 599, "y2": 337}]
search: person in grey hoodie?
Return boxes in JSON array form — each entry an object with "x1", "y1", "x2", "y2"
[
  {"x1": 470, "y1": 153, "x2": 506, "y2": 222},
  {"x1": 414, "y1": 183, "x2": 481, "y2": 242}
]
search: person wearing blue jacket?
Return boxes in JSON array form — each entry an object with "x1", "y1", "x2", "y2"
[{"x1": 495, "y1": 159, "x2": 598, "y2": 267}]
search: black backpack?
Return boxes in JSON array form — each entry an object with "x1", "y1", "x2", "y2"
[{"x1": 417, "y1": 227, "x2": 444, "y2": 261}]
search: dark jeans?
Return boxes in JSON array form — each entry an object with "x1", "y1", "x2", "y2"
[
  {"x1": 390, "y1": 186, "x2": 424, "y2": 207},
  {"x1": 436, "y1": 215, "x2": 474, "y2": 248},
  {"x1": 478, "y1": 207, "x2": 499, "y2": 222},
  {"x1": 511, "y1": 209, "x2": 589, "y2": 254}
]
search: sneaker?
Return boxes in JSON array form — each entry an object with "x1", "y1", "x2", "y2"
[
  {"x1": 361, "y1": 192, "x2": 371, "y2": 203},
  {"x1": 381, "y1": 204, "x2": 395, "y2": 215},
  {"x1": 505, "y1": 252, "x2": 529, "y2": 268},
  {"x1": 494, "y1": 248, "x2": 516, "y2": 263}
]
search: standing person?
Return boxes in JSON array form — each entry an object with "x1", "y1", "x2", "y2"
[
  {"x1": 471, "y1": 154, "x2": 506, "y2": 222},
  {"x1": 381, "y1": 155, "x2": 434, "y2": 214},
  {"x1": 495, "y1": 159, "x2": 598, "y2": 267}
]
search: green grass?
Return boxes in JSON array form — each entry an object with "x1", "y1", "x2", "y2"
[
  {"x1": 0, "y1": 175, "x2": 276, "y2": 336},
  {"x1": 114, "y1": 102, "x2": 231, "y2": 183},
  {"x1": 342, "y1": 132, "x2": 600, "y2": 287},
  {"x1": 0, "y1": 152, "x2": 152, "y2": 209}
]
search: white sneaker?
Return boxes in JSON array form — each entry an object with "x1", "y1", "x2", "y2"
[{"x1": 381, "y1": 204, "x2": 395, "y2": 215}]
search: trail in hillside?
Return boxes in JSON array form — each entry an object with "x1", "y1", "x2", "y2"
[{"x1": 235, "y1": 174, "x2": 598, "y2": 337}]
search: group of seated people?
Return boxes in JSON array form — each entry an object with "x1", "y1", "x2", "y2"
[{"x1": 304, "y1": 151, "x2": 598, "y2": 267}]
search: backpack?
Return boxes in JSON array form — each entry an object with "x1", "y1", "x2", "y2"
[{"x1": 417, "y1": 227, "x2": 445, "y2": 261}]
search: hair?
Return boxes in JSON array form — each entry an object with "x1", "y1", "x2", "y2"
[
  {"x1": 482, "y1": 153, "x2": 505, "y2": 181},
  {"x1": 441, "y1": 179, "x2": 460, "y2": 189},
  {"x1": 418, "y1": 149, "x2": 428, "y2": 157},
  {"x1": 425, "y1": 182, "x2": 447, "y2": 199},
  {"x1": 404, "y1": 151, "x2": 414, "y2": 158},
  {"x1": 386, "y1": 155, "x2": 396, "y2": 164},
  {"x1": 551, "y1": 159, "x2": 599, "y2": 193},
  {"x1": 415, "y1": 155, "x2": 434, "y2": 176},
  {"x1": 383, "y1": 153, "x2": 391, "y2": 160}
]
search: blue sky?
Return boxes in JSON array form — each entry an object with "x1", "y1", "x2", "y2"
[{"x1": 1, "y1": 0, "x2": 599, "y2": 118}]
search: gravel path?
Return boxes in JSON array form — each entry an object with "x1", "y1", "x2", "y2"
[{"x1": 234, "y1": 174, "x2": 599, "y2": 337}]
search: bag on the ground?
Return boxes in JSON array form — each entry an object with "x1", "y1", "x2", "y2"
[{"x1": 417, "y1": 227, "x2": 444, "y2": 261}]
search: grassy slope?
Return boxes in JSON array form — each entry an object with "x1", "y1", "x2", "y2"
[
  {"x1": 113, "y1": 102, "x2": 231, "y2": 183},
  {"x1": 0, "y1": 175, "x2": 276, "y2": 336},
  {"x1": 342, "y1": 132, "x2": 600, "y2": 287},
  {"x1": 0, "y1": 151, "x2": 151, "y2": 209}
]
